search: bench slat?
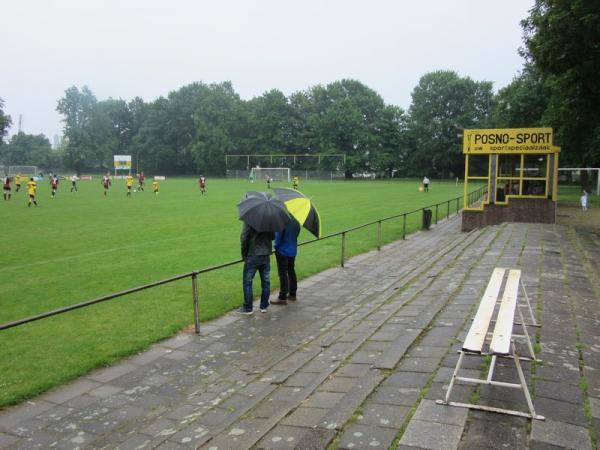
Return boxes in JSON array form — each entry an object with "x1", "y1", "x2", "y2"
[
  {"x1": 490, "y1": 269, "x2": 521, "y2": 355},
  {"x1": 462, "y1": 268, "x2": 506, "y2": 353}
]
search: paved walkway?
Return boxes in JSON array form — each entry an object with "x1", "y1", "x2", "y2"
[{"x1": 1, "y1": 215, "x2": 599, "y2": 450}]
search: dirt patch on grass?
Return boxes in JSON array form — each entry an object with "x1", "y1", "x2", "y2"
[{"x1": 557, "y1": 203, "x2": 600, "y2": 233}]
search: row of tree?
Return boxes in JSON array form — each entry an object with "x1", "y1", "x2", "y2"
[{"x1": 1, "y1": 1, "x2": 598, "y2": 177}]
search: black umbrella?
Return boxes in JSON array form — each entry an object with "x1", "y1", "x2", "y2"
[{"x1": 237, "y1": 192, "x2": 292, "y2": 232}]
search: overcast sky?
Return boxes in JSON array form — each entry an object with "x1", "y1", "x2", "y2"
[{"x1": 2, "y1": 0, "x2": 534, "y2": 143}]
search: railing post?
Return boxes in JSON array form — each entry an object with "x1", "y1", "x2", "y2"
[
  {"x1": 435, "y1": 204, "x2": 439, "y2": 224},
  {"x1": 341, "y1": 232, "x2": 346, "y2": 267},
  {"x1": 377, "y1": 220, "x2": 382, "y2": 251},
  {"x1": 447, "y1": 200, "x2": 450, "y2": 219},
  {"x1": 456, "y1": 197, "x2": 459, "y2": 214},
  {"x1": 192, "y1": 273, "x2": 200, "y2": 335},
  {"x1": 402, "y1": 214, "x2": 406, "y2": 240}
]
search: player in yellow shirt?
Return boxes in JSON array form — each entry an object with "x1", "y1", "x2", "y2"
[
  {"x1": 15, "y1": 174, "x2": 22, "y2": 192},
  {"x1": 126, "y1": 174, "x2": 134, "y2": 196},
  {"x1": 292, "y1": 176, "x2": 299, "y2": 190},
  {"x1": 152, "y1": 180, "x2": 159, "y2": 195},
  {"x1": 26, "y1": 177, "x2": 38, "y2": 207}
]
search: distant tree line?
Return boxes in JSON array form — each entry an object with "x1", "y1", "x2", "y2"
[{"x1": 1, "y1": 2, "x2": 598, "y2": 176}]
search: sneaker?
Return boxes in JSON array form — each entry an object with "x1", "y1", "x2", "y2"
[
  {"x1": 270, "y1": 298, "x2": 288, "y2": 305},
  {"x1": 236, "y1": 307, "x2": 253, "y2": 315},
  {"x1": 260, "y1": 307, "x2": 268, "y2": 313},
  {"x1": 288, "y1": 294, "x2": 297, "y2": 301}
]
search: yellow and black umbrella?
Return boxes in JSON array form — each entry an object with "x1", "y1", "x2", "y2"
[{"x1": 272, "y1": 188, "x2": 322, "y2": 238}]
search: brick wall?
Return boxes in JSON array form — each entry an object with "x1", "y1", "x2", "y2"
[{"x1": 462, "y1": 198, "x2": 556, "y2": 231}]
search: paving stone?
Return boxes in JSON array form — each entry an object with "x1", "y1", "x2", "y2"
[
  {"x1": 281, "y1": 407, "x2": 327, "y2": 428},
  {"x1": 283, "y1": 371, "x2": 321, "y2": 387},
  {"x1": 356, "y1": 402, "x2": 410, "y2": 429},
  {"x1": 336, "y1": 363, "x2": 372, "y2": 378},
  {"x1": 413, "y1": 399, "x2": 468, "y2": 426},
  {"x1": 255, "y1": 424, "x2": 311, "y2": 449},
  {"x1": 0, "y1": 432, "x2": 19, "y2": 447},
  {"x1": 290, "y1": 427, "x2": 337, "y2": 449},
  {"x1": 534, "y1": 396, "x2": 587, "y2": 426},
  {"x1": 317, "y1": 376, "x2": 358, "y2": 393},
  {"x1": 0, "y1": 400, "x2": 55, "y2": 431},
  {"x1": 370, "y1": 386, "x2": 420, "y2": 406},
  {"x1": 399, "y1": 356, "x2": 440, "y2": 373},
  {"x1": 399, "y1": 419, "x2": 463, "y2": 450},
  {"x1": 301, "y1": 391, "x2": 344, "y2": 409},
  {"x1": 409, "y1": 345, "x2": 449, "y2": 359},
  {"x1": 536, "y1": 380, "x2": 585, "y2": 405},
  {"x1": 460, "y1": 416, "x2": 528, "y2": 450},
  {"x1": 337, "y1": 423, "x2": 399, "y2": 449},
  {"x1": 385, "y1": 371, "x2": 429, "y2": 389},
  {"x1": 531, "y1": 419, "x2": 593, "y2": 450},
  {"x1": 86, "y1": 362, "x2": 140, "y2": 383}
]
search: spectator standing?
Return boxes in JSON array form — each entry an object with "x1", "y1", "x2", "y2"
[
  {"x1": 271, "y1": 220, "x2": 301, "y2": 304},
  {"x1": 239, "y1": 223, "x2": 274, "y2": 314}
]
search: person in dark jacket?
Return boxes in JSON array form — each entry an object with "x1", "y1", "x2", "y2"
[
  {"x1": 271, "y1": 220, "x2": 301, "y2": 304},
  {"x1": 239, "y1": 223, "x2": 274, "y2": 314}
]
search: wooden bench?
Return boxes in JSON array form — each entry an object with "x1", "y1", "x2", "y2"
[{"x1": 436, "y1": 268, "x2": 544, "y2": 420}]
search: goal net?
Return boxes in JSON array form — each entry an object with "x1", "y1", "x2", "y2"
[
  {"x1": 249, "y1": 167, "x2": 291, "y2": 183},
  {"x1": 558, "y1": 168, "x2": 600, "y2": 195},
  {"x1": 8, "y1": 165, "x2": 38, "y2": 177}
]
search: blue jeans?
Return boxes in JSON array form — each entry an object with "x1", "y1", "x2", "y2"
[{"x1": 242, "y1": 255, "x2": 271, "y2": 311}]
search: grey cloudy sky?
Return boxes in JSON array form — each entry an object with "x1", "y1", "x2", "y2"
[{"x1": 2, "y1": 0, "x2": 534, "y2": 142}]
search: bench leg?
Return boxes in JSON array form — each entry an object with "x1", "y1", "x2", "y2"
[
  {"x1": 443, "y1": 351, "x2": 465, "y2": 404},
  {"x1": 512, "y1": 342, "x2": 545, "y2": 420},
  {"x1": 520, "y1": 279, "x2": 539, "y2": 327},
  {"x1": 517, "y1": 301, "x2": 539, "y2": 361}
]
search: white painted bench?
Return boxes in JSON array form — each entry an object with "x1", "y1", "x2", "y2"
[{"x1": 437, "y1": 268, "x2": 544, "y2": 420}]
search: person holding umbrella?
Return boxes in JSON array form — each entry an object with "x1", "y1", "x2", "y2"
[
  {"x1": 238, "y1": 192, "x2": 291, "y2": 315},
  {"x1": 271, "y1": 219, "x2": 301, "y2": 305}
]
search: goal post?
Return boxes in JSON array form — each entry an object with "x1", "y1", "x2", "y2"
[
  {"x1": 558, "y1": 168, "x2": 600, "y2": 195},
  {"x1": 249, "y1": 167, "x2": 291, "y2": 183},
  {"x1": 8, "y1": 165, "x2": 38, "y2": 177}
]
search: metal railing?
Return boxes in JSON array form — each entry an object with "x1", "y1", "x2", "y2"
[{"x1": 0, "y1": 186, "x2": 486, "y2": 334}]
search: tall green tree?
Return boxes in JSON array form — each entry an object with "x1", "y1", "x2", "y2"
[
  {"x1": 492, "y1": 64, "x2": 549, "y2": 128},
  {"x1": 307, "y1": 79, "x2": 386, "y2": 176},
  {"x1": 522, "y1": 0, "x2": 600, "y2": 165},
  {"x1": 0, "y1": 97, "x2": 11, "y2": 146},
  {"x1": 56, "y1": 86, "x2": 99, "y2": 174},
  {"x1": 407, "y1": 71, "x2": 494, "y2": 178},
  {"x1": 3, "y1": 132, "x2": 53, "y2": 167}
]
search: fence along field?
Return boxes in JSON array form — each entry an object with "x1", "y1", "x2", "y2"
[{"x1": 0, "y1": 177, "x2": 465, "y2": 407}]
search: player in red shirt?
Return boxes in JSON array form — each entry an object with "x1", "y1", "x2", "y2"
[
  {"x1": 198, "y1": 176, "x2": 206, "y2": 195},
  {"x1": 137, "y1": 171, "x2": 145, "y2": 191},
  {"x1": 3, "y1": 175, "x2": 11, "y2": 200},
  {"x1": 50, "y1": 175, "x2": 59, "y2": 198},
  {"x1": 101, "y1": 173, "x2": 111, "y2": 196}
]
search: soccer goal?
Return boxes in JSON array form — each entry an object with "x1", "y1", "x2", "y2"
[
  {"x1": 249, "y1": 167, "x2": 291, "y2": 183},
  {"x1": 558, "y1": 168, "x2": 600, "y2": 195},
  {"x1": 8, "y1": 165, "x2": 38, "y2": 177}
]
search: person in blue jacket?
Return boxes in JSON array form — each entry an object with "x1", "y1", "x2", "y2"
[{"x1": 271, "y1": 219, "x2": 301, "y2": 304}]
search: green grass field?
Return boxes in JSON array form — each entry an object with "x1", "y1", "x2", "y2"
[{"x1": 0, "y1": 177, "x2": 467, "y2": 407}]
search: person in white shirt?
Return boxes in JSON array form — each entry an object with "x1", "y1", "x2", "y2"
[
  {"x1": 423, "y1": 176, "x2": 430, "y2": 192},
  {"x1": 581, "y1": 189, "x2": 588, "y2": 211},
  {"x1": 70, "y1": 175, "x2": 78, "y2": 192}
]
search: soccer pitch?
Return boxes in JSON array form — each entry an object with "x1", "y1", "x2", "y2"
[{"x1": 0, "y1": 177, "x2": 465, "y2": 406}]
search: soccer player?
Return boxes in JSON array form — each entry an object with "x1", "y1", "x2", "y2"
[
  {"x1": 50, "y1": 174, "x2": 59, "y2": 198},
  {"x1": 15, "y1": 174, "x2": 22, "y2": 192},
  {"x1": 198, "y1": 176, "x2": 206, "y2": 195},
  {"x1": 70, "y1": 174, "x2": 78, "y2": 192},
  {"x1": 266, "y1": 176, "x2": 272, "y2": 189},
  {"x1": 137, "y1": 171, "x2": 145, "y2": 191},
  {"x1": 101, "y1": 173, "x2": 111, "y2": 196},
  {"x1": 26, "y1": 177, "x2": 38, "y2": 207},
  {"x1": 3, "y1": 175, "x2": 11, "y2": 200},
  {"x1": 152, "y1": 179, "x2": 159, "y2": 195},
  {"x1": 126, "y1": 174, "x2": 134, "y2": 196},
  {"x1": 292, "y1": 176, "x2": 299, "y2": 190}
]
